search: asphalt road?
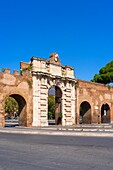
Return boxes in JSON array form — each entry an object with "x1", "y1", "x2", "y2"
[{"x1": 0, "y1": 133, "x2": 113, "y2": 170}]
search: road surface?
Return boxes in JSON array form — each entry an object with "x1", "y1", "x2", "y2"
[{"x1": 0, "y1": 133, "x2": 113, "y2": 170}]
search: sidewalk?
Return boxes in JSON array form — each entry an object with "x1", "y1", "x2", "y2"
[{"x1": 1, "y1": 124, "x2": 113, "y2": 137}]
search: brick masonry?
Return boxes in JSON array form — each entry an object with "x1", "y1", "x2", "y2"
[
  {"x1": 0, "y1": 67, "x2": 33, "y2": 127},
  {"x1": 76, "y1": 79, "x2": 113, "y2": 124}
]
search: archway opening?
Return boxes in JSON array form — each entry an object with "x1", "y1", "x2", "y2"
[
  {"x1": 48, "y1": 86, "x2": 62, "y2": 125},
  {"x1": 79, "y1": 101, "x2": 91, "y2": 124},
  {"x1": 4, "y1": 94, "x2": 27, "y2": 127},
  {"x1": 101, "y1": 103, "x2": 110, "y2": 123}
]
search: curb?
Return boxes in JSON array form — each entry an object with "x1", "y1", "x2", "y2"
[{"x1": 0, "y1": 128, "x2": 113, "y2": 137}]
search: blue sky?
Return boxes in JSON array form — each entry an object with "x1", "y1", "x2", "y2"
[{"x1": 0, "y1": 0, "x2": 113, "y2": 81}]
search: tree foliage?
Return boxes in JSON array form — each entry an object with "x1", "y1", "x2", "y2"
[
  {"x1": 91, "y1": 61, "x2": 113, "y2": 84},
  {"x1": 48, "y1": 95, "x2": 55, "y2": 119},
  {"x1": 5, "y1": 97, "x2": 19, "y2": 117}
]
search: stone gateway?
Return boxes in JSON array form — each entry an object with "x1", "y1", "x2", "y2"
[
  {"x1": 0, "y1": 53, "x2": 113, "y2": 127},
  {"x1": 31, "y1": 53, "x2": 76, "y2": 126}
]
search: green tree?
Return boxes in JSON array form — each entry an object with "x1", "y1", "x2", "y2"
[
  {"x1": 48, "y1": 95, "x2": 55, "y2": 119},
  {"x1": 5, "y1": 97, "x2": 19, "y2": 118},
  {"x1": 91, "y1": 61, "x2": 113, "y2": 84}
]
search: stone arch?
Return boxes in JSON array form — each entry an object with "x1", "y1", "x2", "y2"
[
  {"x1": 101, "y1": 103, "x2": 110, "y2": 123},
  {"x1": 79, "y1": 101, "x2": 91, "y2": 124},
  {"x1": 31, "y1": 55, "x2": 76, "y2": 127},
  {"x1": 48, "y1": 85, "x2": 62, "y2": 125},
  {"x1": 4, "y1": 93, "x2": 27, "y2": 126}
]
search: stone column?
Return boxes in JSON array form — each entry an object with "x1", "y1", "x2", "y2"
[
  {"x1": 71, "y1": 83, "x2": 75, "y2": 125},
  {"x1": 39, "y1": 78, "x2": 48, "y2": 126},
  {"x1": 61, "y1": 97, "x2": 66, "y2": 126},
  {"x1": 32, "y1": 76, "x2": 40, "y2": 126},
  {"x1": 76, "y1": 88, "x2": 80, "y2": 124}
]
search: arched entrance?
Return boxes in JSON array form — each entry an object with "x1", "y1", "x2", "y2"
[
  {"x1": 101, "y1": 103, "x2": 110, "y2": 123},
  {"x1": 31, "y1": 54, "x2": 76, "y2": 127},
  {"x1": 48, "y1": 86, "x2": 62, "y2": 125},
  {"x1": 79, "y1": 101, "x2": 91, "y2": 124},
  {"x1": 4, "y1": 94, "x2": 27, "y2": 126}
]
